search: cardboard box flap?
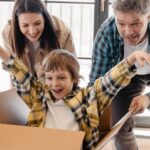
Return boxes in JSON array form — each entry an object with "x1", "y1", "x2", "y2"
[
  {"x1": 0, "y1": 88, "x2": 30, "y2": 125},
  {"x1": 95, "y1": 111, "x2": 132, "y2": 149},
  {"x1": 0, "y1": 124, "x2": 85, "y2": 150}
]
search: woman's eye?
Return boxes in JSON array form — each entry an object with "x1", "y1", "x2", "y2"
[
  {"x1": 22, "y1": 24, "x2": 29, "y2": 28},
  {"x1": 35, "y1": 22, "x2": 41, "y2": 26},
  {"x1": 34, "y1": 22, "x2": 41, "y2": 26}
]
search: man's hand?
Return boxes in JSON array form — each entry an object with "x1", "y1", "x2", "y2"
[{"x1": 129, "y1": 95, "x2": 150, "y2": 115}]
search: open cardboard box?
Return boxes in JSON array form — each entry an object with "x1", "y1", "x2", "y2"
[
  {"x1": 95, "y1": 111, "x2": 132, "y2": 150},
  {"x1": 0, "y1": 88, "x2": 131, "y2": 150},
  {"x1": 0, "y1": 88, "x2": 30, "y2": 125},
  {"x1": 0, "y1": 124, "x2": 84, "y2": 150},
  {"x1": 0, "y1": 88, "x2": 84, "y2": 150}
]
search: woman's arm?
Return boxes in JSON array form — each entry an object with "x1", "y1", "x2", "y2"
[{"x1": 51, "y1": 15, "x2": 76, "y2": 54}]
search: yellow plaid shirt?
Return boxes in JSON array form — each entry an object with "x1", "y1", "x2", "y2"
[{"x1": 3, "y1": 56, "x2": 135, "y2": 149}]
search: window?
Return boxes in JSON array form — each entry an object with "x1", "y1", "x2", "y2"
[
  {"x1": 0, "y1": 0, "x2": 95, "y2": 58},
  {"x1": 46, "y1": 1, "x2": 94, "y2": 57}
]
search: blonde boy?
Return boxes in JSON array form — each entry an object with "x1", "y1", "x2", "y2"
[{"x1": 0, "y1": 47, "x2": 150, "y2": 149}]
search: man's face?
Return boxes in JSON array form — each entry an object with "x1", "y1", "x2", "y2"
[{"x1": 115, "y1": 10, "x2": 149, "y2": 46}]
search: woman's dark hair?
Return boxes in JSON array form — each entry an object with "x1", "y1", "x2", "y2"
[{"x1": 11, "y1": 0, "x2": 60, "y2": 58}]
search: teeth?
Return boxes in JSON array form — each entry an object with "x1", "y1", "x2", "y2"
[{"x1": 54, "y1": 89, "x2": 62, "y2": 93}]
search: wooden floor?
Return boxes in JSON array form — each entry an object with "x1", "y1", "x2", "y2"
[{"x1": 101, "y1": 138, "x2": 150, "y2": 150}]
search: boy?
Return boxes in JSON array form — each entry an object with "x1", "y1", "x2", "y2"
[{"x1": 0, "y1": 47, "x2": 150, "y2": 149}]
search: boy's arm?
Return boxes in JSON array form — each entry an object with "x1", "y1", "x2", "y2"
[
  {"x1": 94, "y1": 51, "x2": 150, "y2": 115},
  {"x1": 94, "y1": 59, "x2": 135, "y2": 115},
  {"x1": 0, "y1": 46, "x2": 42, "y2": 108},
  {"x1": 0, "y1": 46, "x2": 11, "y2": 62}
]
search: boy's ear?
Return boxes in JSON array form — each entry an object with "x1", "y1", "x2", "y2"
[
  {"x1": 72, "y1": 79, "x2": 78, "y2": 87},
  {"x1": 72, "y1": 78, "x2": 78, "y2": 83}
]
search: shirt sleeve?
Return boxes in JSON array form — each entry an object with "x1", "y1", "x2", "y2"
[
  {"x1": 93, "y1": 59, "x2": 136, "y2": 115},
  {"x1": 63, "y1": 31, "x2": 76, "y2": 55},
  {"x1": 2, "y1": 56, "x2": 43, "y2": 108},
  {"x1": 51, "y1": 15, "x2": 76, "y2": 55},
  {"x1": 88, "y1": 26, "x2": 113, "y2": 86}
]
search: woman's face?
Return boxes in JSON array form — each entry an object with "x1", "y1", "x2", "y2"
[{"x1": 18, "y1": 12, "x2": 45, "y2": 42}]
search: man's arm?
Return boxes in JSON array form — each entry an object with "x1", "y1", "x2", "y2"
[{"x1": 129, "y1": 95, "x2": 150, "y2": 115}]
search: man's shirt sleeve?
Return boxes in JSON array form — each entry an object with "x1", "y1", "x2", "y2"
[{"x1": 89, "y1": 27, "x2": 113, "y2": 86}]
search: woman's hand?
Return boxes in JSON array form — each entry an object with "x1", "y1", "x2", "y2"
[
  {"x1": 127, "y1": 51, "x2": 150, "y2": 67},
  {"x1": 129, "y1": 95, "x2": 150, "y2": 115}
]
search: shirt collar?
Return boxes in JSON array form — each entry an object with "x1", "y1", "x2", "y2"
[{"x1": 43, "y1": 86, "x2": 80, "y2": 103}]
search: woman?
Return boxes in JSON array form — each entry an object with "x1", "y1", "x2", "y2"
[{"x1": 3, "y1": 0, "x2": 75, "y2": 80}]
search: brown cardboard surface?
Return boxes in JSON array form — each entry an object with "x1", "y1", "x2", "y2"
[
  {"x1": 0, "y1": 88, "x2": 30, "y2": 125},
  {"x1": 0, "y1": 124, "x2": 85, "y2": 150}
]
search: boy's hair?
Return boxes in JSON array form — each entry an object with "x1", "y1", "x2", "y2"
[
  {"x1": 40, "y1": 49, "x2": 80, "y2": 86},
  {"x1": 112, "y1": 0, "x2": 150, "y2": 14},
  {"x1": 11, "y1": 0, "x2": 60, "y2": 58}
]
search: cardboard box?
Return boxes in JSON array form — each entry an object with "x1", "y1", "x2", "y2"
[
  {"x1": 0, "y1": 88, "x2": 131, "y2": 150},
  {"x1": 0, "y1": 124, "x2": 84, "y2": 150},
  {"x1": 0, "y1": 89, "x2": 84, "y2": 150},
  {"x1": 0, "y1": 88, "x2": 30, "y2": 125},
  {"x1": 95, "y1": 111, "x2": 132, "y2": 149}
]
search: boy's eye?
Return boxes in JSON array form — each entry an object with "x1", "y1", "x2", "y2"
[
  {"x1": 59, "y1": 76, "x2": 66, "y2": 80},
  {"x1": 46, "y1": 77, "x2": 52, "y2": 80}
]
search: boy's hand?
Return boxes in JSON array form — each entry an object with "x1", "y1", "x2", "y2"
[
  {"x1": 0, "y1": 46, "x2": 11, "y2": 62},
  {"x1": 127, "y1": 51, "x2": 150, "y2": 67},
  {"x1": 129, "y1": 95, "x2": 150, "y2": 116}
]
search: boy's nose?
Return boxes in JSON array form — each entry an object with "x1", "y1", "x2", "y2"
[{"x1": 52, "y1": 79, "x2": 59, "y2": 86}]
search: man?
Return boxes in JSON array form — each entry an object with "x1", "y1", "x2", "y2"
[{"x1": 89, "y1": 0, "x2": 150, "y2": 149}]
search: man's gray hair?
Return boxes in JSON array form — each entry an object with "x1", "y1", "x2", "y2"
[{"x1": 112, "y1": 0, "x2": 150, "y2": 14}]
